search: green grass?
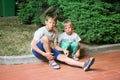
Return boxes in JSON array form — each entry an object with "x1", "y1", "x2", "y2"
[{"x1": 0, "y1": 17, "x2": 38, "y2": 56}]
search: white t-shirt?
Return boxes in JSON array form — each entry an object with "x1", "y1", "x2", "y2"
[
  {"x1": 31, "y1": 26, "x2": 58, "y2": 45},
  {"x1": 58, "y1": 32, "x2": 81, "y2": 43}
]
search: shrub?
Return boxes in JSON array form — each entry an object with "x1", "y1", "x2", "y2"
[
  {"x1": 17, "y1": 0, "x2": 47, "y2": 24},
  {"x1": 17, "y1": 0, "x2": 120, "y2": 44},
  {"x1": 55, "y1": 0, "x2": 120, "y2": 44}
]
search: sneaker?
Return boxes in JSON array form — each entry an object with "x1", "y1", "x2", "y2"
[
  {"x1": 83, "y1": 57, "x2": 95, "y2": 71},
  {"x1": 49, "y1": 60, "x2": 60, "y2": 70}
]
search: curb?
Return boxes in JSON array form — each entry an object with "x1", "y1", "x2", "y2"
[
  {"x1": 0, "y1": 43, "x2": 120, "y2": 65},
  {"x1": 82, "y1": 43, "x2": 120, "y2": 55},
  {"x1": 0, "y1": 55, "x2": 43, "y2": 65}
]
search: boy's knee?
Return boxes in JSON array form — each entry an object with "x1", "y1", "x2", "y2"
[
  {"x1": 41, "y1": 35, "x2": 49, "y2": 43},
  {"x1": 60, "y1": 42, "x2": 70, "y2": 49},
  {"x1": 71, "y1": 42, "x2": 78, "y2": 47}
]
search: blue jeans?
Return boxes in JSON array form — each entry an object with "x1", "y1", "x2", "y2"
[{"x1": 32, "y1": 41, "x2": 60, "y2": 60}]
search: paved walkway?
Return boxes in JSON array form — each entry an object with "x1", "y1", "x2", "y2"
[{"x1": 0, "y1": 50, "x2": 120, "y2": 80}]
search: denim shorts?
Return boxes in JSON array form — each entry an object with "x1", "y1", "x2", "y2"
[{"x1": 32, "y1": 41, "x2": 60, "y2": 60}]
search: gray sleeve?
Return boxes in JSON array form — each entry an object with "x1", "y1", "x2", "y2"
[
  {"x1": 76, "y1": 33, "x2": 81, "y2": 42},
  {"x1": 33, "y1": 28, "x2": 44, "y2": 41}
]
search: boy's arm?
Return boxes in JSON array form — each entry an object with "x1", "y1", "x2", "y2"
[
  {"x1": 54, "y1": 42, "x2": 62, "y2": 51},
  {"x1": 54, "y1": 42, "x2": 69, "y2": 56},
  {"x1": 75, "y1": 42, "x2": 81, "y2": 57}
]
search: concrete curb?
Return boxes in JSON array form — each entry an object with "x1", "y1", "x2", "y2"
[
  {"x1": 82, "y1": 43, "x2": 120, "y2": 55},
  {"x1": 0, "y1": 55, "x2": 43, "y2": 65},
  {"x1": 0, "y1": 43, "x2": 120, "y2": 65}
]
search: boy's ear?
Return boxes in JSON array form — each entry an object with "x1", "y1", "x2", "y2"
[{"x1": 70, "y1": 25, "x2": 73, "y2": 29}]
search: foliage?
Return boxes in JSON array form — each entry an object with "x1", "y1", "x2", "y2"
[
  {"x1": 17, "y1": 0, "x2": 47, "y2": 24},
  {"x1": 54, "y1": 0, "x2": 120, "y2": 44},
  {"x1": 102, "y1": 0, "x2": 120, "y2": 13},
  {"x1": 17, "y1": 0, "x2": 120, "y2": 44},
  {"x1": 56, "y1": 20, "x2": 63, "y2": 33}
]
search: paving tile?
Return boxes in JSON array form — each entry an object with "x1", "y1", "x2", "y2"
[{"x1": 0, "y1": 50, "x2": 120, "y2": 80}]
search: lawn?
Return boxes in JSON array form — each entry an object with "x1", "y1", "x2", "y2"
[
  {"x1": 0, "y1": 16, "x2": 103, "y2": 56},
  {"x1": 0, "y1": 17, "x2": 38, "y2": 56}
]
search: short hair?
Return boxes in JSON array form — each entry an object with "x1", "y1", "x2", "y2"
[
  {"x1": 45, "y1": 14, "x2": 57, "y2": 22},
  {"x1": 62, "y1": 19, "x2": 73, "y2": 27}
]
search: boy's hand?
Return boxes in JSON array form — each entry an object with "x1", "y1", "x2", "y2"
[
  {"x1": 63, "y1": 49, "x2": 69, "y2": 56},
  {"x1": 44, "y1": 53, "x2": 54, "y2": 60}
]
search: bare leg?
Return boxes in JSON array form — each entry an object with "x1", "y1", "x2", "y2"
[
  {"x1": 41, "y1": 36, "x2": 52, "y2": 54},
  {"x1": 57, "y1": 54, "x2": 84, "y2": 67},
  {"x1": 57, "y1": 54, "x2": 95, "y2": 71},
  {"x1": 41, "y1": 36, "x2": 60, "y2": 69}
]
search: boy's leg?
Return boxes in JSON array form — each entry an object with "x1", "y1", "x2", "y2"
[
  {"x1": 32, "y1": 41, "x2": 47, "y2": 61},
  {"x1": 32, "y1": 36, "x2": 60, "y2": 69},
  {"x1": 41, "y1": 36, "x2": 60, "y2": 69},
  {"x1": 57, "y1": 54, "x2": 95, "y2": 71},
  {"x1": 59, "y1": 42, "x2": 71, "y2": 57},
  {"x1": 70, "y1": 42, "x2": 78, "y2": 57},
  {"x1": 59, "y1": 42, "x2": 71, "y2": 50},
  {"x1": 41, "y1": 35, "x2": 53, "y2": 55},
  {"x1": 57, "y1": 54, "x2": 84, "y2": 66}
]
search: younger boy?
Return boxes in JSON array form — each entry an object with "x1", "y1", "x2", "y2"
[
  {"x1": 58, "y1": 19, "x2": 81, "y2": 60},
  {"x1": 31, "y1": 14, "x2": 95, "y2": 71}
]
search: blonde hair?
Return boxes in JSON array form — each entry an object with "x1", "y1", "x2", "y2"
[{"x1": 62, "y1": 19, "x2": 73, "y2": 27}]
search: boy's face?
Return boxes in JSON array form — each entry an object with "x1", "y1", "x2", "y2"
[
  {"x1": 45, "y1": 18, "x2": 56, "y2": 31},
  {"x1": 64, "y1": 24, "x2": 73, "y2": 35}
]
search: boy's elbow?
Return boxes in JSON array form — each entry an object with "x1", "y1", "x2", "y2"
[
  {"x1": 31, "y1": 43, "x2": 36, "y2": 50},
  {"x1": 31, "y1": 40, "x2": 38, "y2": 49}
]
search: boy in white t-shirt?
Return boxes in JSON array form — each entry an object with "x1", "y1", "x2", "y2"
[
  {"x1": 31, "y1": 14, "x2": 95, "y2": 71},
  {"x1": 58, "y1": 19, "x2": 81, "y2": 60}
]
